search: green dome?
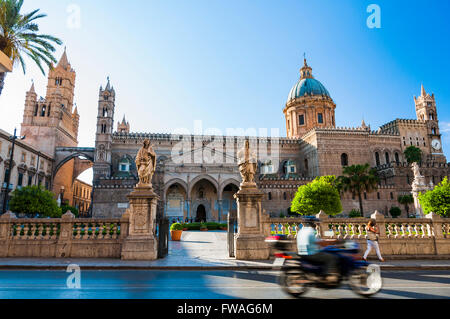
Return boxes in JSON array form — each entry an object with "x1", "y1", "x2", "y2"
[{"x1": 287, "y1": 78, "x2": 331, "y2": 103}]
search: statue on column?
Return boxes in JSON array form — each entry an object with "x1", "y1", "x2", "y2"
[
  {"x1": 411, "y1": 162, "x2": 426, "y2": 187},
  {"x1": 237, "y1": 139, "x2": 257, "y2": 186},
  {"x1": 135, "y1": 139, "x2": 156, "y2": 188}
]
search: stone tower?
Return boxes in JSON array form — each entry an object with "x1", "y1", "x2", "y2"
[
  {"x1": 94, "y1": 78, "x2": 116, "y2": 181},
  {"x1": 20, "y1": 49, "x2": 80, "y2": 204},
  {"x1": 284, "y1": 58, "x2": 336, "y2": 138},
  {"x1": 414, "y1": 85, "x2": 445, "y2": 162},
  {"x1": 21, "y1": 48, "x2": 79, "y2": 155}
]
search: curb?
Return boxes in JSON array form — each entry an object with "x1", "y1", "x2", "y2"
[{"x1": 0, "y1": 265, "x2": 449, "y2": 271}]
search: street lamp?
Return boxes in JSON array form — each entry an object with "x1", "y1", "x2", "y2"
[{"x1": 2, "y1": 128, "x2": 26, "y2": 214}]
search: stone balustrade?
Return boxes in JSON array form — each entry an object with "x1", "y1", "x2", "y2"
[
  {"x1": 0, "y1": 211, "x2": 129, "y2": 258},
  {"x1": 263, "y1": 211, "x2": 450, "y2": 257}
]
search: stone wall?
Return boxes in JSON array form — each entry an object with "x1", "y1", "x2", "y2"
[
  {"x1": 0, "y1": 212, "x2": 128, "y2": 258},
  {"x1": 263, "y1": 211, "x2": 450, "y2": 257}
]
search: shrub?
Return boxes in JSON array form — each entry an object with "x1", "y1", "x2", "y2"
[
  {"x1": 61, "y1": 204, "x2": 79, "y2": 218},
  {"x1": 170, "y1": 223, "x2": 184, "y2": 231},
  {"x1": 389, "y1": 206, "x2": 402, "y2": 218},
  {"x1": 419, "y1": 177, "x2": 450, "y2": 217},
  {"x1": 200, "y1": 222, "x2": 208, "y2": 229},
  {"x1": 348, "y1": 209, "x2": 362, "y2": 218},
  {"x1": 9, "y1": 186, "x2": 61, "y2": 218},
  {"x1": 291, "y1": 176, "x2": 342, "y2": 216}
]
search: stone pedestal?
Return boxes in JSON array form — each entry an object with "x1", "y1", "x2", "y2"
[
  {"x1": 233, "y1": 183, "x2": 269, "y2": 260},
  {"x1": 121, "y1": 186, "x2": 159, "y2": 260}
]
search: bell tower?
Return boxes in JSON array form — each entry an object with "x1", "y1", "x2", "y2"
[
  {"x1": 20, "y1": 48, "x2": 79, "y2": 155},
  {"x1": 94, "y1": 78, "x2": 116, "y2": 181},
  {"x1": 414, "y1": 84, "x2": 445, "y2": 162}
]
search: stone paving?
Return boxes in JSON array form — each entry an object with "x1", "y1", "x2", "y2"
[{"x1": 0, "y1": 231, "x2": 449, "y2": 270}]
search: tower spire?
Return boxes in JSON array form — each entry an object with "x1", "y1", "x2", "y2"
[{"x1": 421, "y1": 84, "x2": 426, "y2": 97}]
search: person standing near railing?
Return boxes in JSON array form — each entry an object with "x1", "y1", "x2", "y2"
[{"x1": 363, "y1": 220, "x2": 385, "y2": 262}]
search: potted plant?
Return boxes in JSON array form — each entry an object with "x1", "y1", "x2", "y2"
[
  {"x1": 200, "y1": 223, "x2": 208, "y2": 231},
  {"x1": 182, "y1": 223, "x2": 189, "y2": 231},
  {"x1": 170, "y1": 223, "x2": 184, "y2": 241}
]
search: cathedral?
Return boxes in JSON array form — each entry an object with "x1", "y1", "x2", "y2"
[
  {"x1": 13, "y1": 50, "x2": 449, "y2": 220},
  {"x1": 91, "y1": 58, "x2": 449, "y2": 219}
]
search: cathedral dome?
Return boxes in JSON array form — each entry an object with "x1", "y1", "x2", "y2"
[
  {"x1": 287, "y1": 58, "x2": 331, "y2": 104},
  {"x1": 287, "y1": 78, "x2": 331, "y2": 103}
]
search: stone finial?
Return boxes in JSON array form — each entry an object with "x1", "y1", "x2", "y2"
[
  {"x1": 425, "y1": 211, "x2": 442, "y2": 220},
  {"x1": 0, "y1": 211, "x2": 17, "y2": 219},
  {"x1": 62, "y1": 211, "x2": 75, "y2": 219},
  {"x1": 371, "y1": 210, "x2": 384, "y2": 220},
  {"x1": 316, "y1": 210, "x2": 327, "y2": 219}
]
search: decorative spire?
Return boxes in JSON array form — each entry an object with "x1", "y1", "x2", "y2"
[
  {"x1": 29, "y1": 80, "x2": 35, "y2": 93},
  {"x1": 105, "y1": 76, "x2": 111, "y2": 91},
  {"x1": 57, "y1": 47, "x2": 70, "y2": 69},
  {"x1": 300, "y1": 54, "x2": 313, "y2": 80},
  {"x1": 421, "y1": 84, "x2": 426, "y2": 97}
]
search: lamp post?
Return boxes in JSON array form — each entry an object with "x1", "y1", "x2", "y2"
[{"x1": 2, "y1": 128, "x2": 25, "y2": 214}]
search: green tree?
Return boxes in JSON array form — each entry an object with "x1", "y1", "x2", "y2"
[
  {"x1": 389, "y1": 206, "x2": 402, "y2": 218},
  {"x1": 337, "y1": 164, "x2": 379, "y2": 217},
  {"x1": 404, "y1": 146, "x2": 422, "y2": 164},
  {"x1": 9, "y1": 185, "x2": 61, "y2": 218},
  {"x1": 0, "y1": 0, "x2": 62, "y2": 95},
  {"x1": 419, "y1": 177, "x2": 450, "y2": 217},
  {"x1": 291, "y1": 176, "x2": 342, "y2": 216},
  {"x1": 398, "y1": 194, "x2": 414, "y2": 217}
]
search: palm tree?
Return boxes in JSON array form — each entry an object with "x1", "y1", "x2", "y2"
[
  {"x1": 0, "y1": 0, "x2": 62, "y2": 95},
  {"x1": 337, "y1": 164, "x2": 379, "y2": 217},
  {"x1": 398, "y1": 194, "x2": 414, "y2": 218}
]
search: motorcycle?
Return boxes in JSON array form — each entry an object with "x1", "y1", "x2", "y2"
[{"x1": 266, "y1": 235, "x2": 383, "y2": 298}]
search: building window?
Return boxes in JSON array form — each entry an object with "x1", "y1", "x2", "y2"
[
  {"x1": 268, "y1": 192, "x2": 272, "y2": 201},
  {"x1": 283, "y1": 192, "x2": 287, "y2": 200},
  {"x1": 28, "y1": 175, "x2": 33, "y2": 186},
  {"x1": 377, "y1": 192, "x2": 381, "y2": 200},
  {"x1": 318, "y1": 113, "x2": 323, "y2": 124},
  {"x1": 390, "y1": 192, "x2": 394, "y2": 200},
  {"x1": 304, "y1": 159, "x2": 309, "y2": 171},
  {"x1": 385, "y1": 152, "x2": 390, "y2": 164},
  {"x1": 17, "y1": 173, "x2": 23, "y2": 188},
  {"x1": 341, "y1": 153, "x2": 349, "y2": 167},
  {"x1": 395, "y1": 153, "x2": 400, "y2": 165},
  {"x1": 375, "y1": 152, "x2": 380, "y2": 166},
  {"x1": 431, "y1": 128, "x2": 437, "y2": 135},
  {"x1": 299, "y1": 114, "x2": 305, "y2": 126},
  {"x1": 364, "y1": 192, "x2": 367, "y2": 200},
  {"x1": 41, "y1": 105, "x2": 46, "y2": 117}
]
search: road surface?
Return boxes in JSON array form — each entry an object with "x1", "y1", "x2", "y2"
[{"x1": 0, "y1": 269, "x2": 449, "y2": 299}]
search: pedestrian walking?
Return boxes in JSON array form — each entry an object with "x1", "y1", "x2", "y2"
[{"x1": 363, "y1": 220, "x2": 385, "y2": 262}]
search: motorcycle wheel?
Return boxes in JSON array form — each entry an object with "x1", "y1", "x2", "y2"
[
  {"x1": 348, "y1": 265, "x2": 382, "y2": 298},
  {"x1": 279, "y1": 268, "x2": 310, "y2": 298}
]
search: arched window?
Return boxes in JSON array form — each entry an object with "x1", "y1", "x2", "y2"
[
  {"x1": 429, "y1": 112, "x2": 434, "y2": 120},
  {"x1": 395, "y1": 152, "x2": 400, "y2": 165},
  {"x1": 268, "y1": 192, "x2": 272, "y2": 201},
  {"x1": 283, "y1": 192, "x2": 287, "y2": 200},
  {"x1": 341, "y1": 153, "x2": 348, "y2": 167},
  {"x1": 103, "y1": 108, "x2": 108, "y2": 117},
  {"x1": 375, "y1": 152, "x2": 380, "y2": 166},
  {"x1": 304, "y1": 159, "x2": 309, "y2": 171},
  {"x1": 431, "y1": 127, "x2": 437, "y2": 135},
  {"x1": 385, "y1": 152, "x2": 390, "y2": 164},
  {"x1": 318, "y1": 113, "x2": 324, "y2": 124},
  {"x1": 41, "y1": 105, "x2": 46, "y2": 117}
]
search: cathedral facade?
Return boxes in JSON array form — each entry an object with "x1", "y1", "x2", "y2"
[{"x1": 91, "y1": 59, "x2": 449, "y2": 219}]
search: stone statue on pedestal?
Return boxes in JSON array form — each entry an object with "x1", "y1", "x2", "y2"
[
  {"x1": 237, "y1": 140, "x2": 257, "y2": 186},
  {"x1": 410, "y1": 162, "x2": 431, "y2": 218},
  {"x1": 121, "y1": 139, "x2": 159, "y2": 261},
  {"x1": 135, "y1": 139, "x2": 156, "y2": 188}
]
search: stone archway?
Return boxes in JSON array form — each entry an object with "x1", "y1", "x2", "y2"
[{"x1": 190, "y1": 177, "x2": 218, "y2": 222}]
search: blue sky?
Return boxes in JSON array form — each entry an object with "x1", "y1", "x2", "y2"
[{"x1": 0, "y1": 0, "x2": 449, "y2": 182}]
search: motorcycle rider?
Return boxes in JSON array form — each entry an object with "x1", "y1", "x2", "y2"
[{"x1": 297, "y1": 217, "x2": 339, "y2": 283}]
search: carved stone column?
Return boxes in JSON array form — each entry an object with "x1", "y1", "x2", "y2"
[
  {"x1": 121, "y1": 186, "x2": 159, "y2": 260},
  {"x1": 233, "y1": 184, "x2": 269, "y2": 260}
]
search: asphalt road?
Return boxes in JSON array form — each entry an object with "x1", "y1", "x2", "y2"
[{"x1": 0, "y1": 269, "x2": 449, "y2": 299}]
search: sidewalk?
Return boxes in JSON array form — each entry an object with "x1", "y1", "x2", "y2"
[{"x1": 0, "y1": 231, "x2": 449, "y2": 270}]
